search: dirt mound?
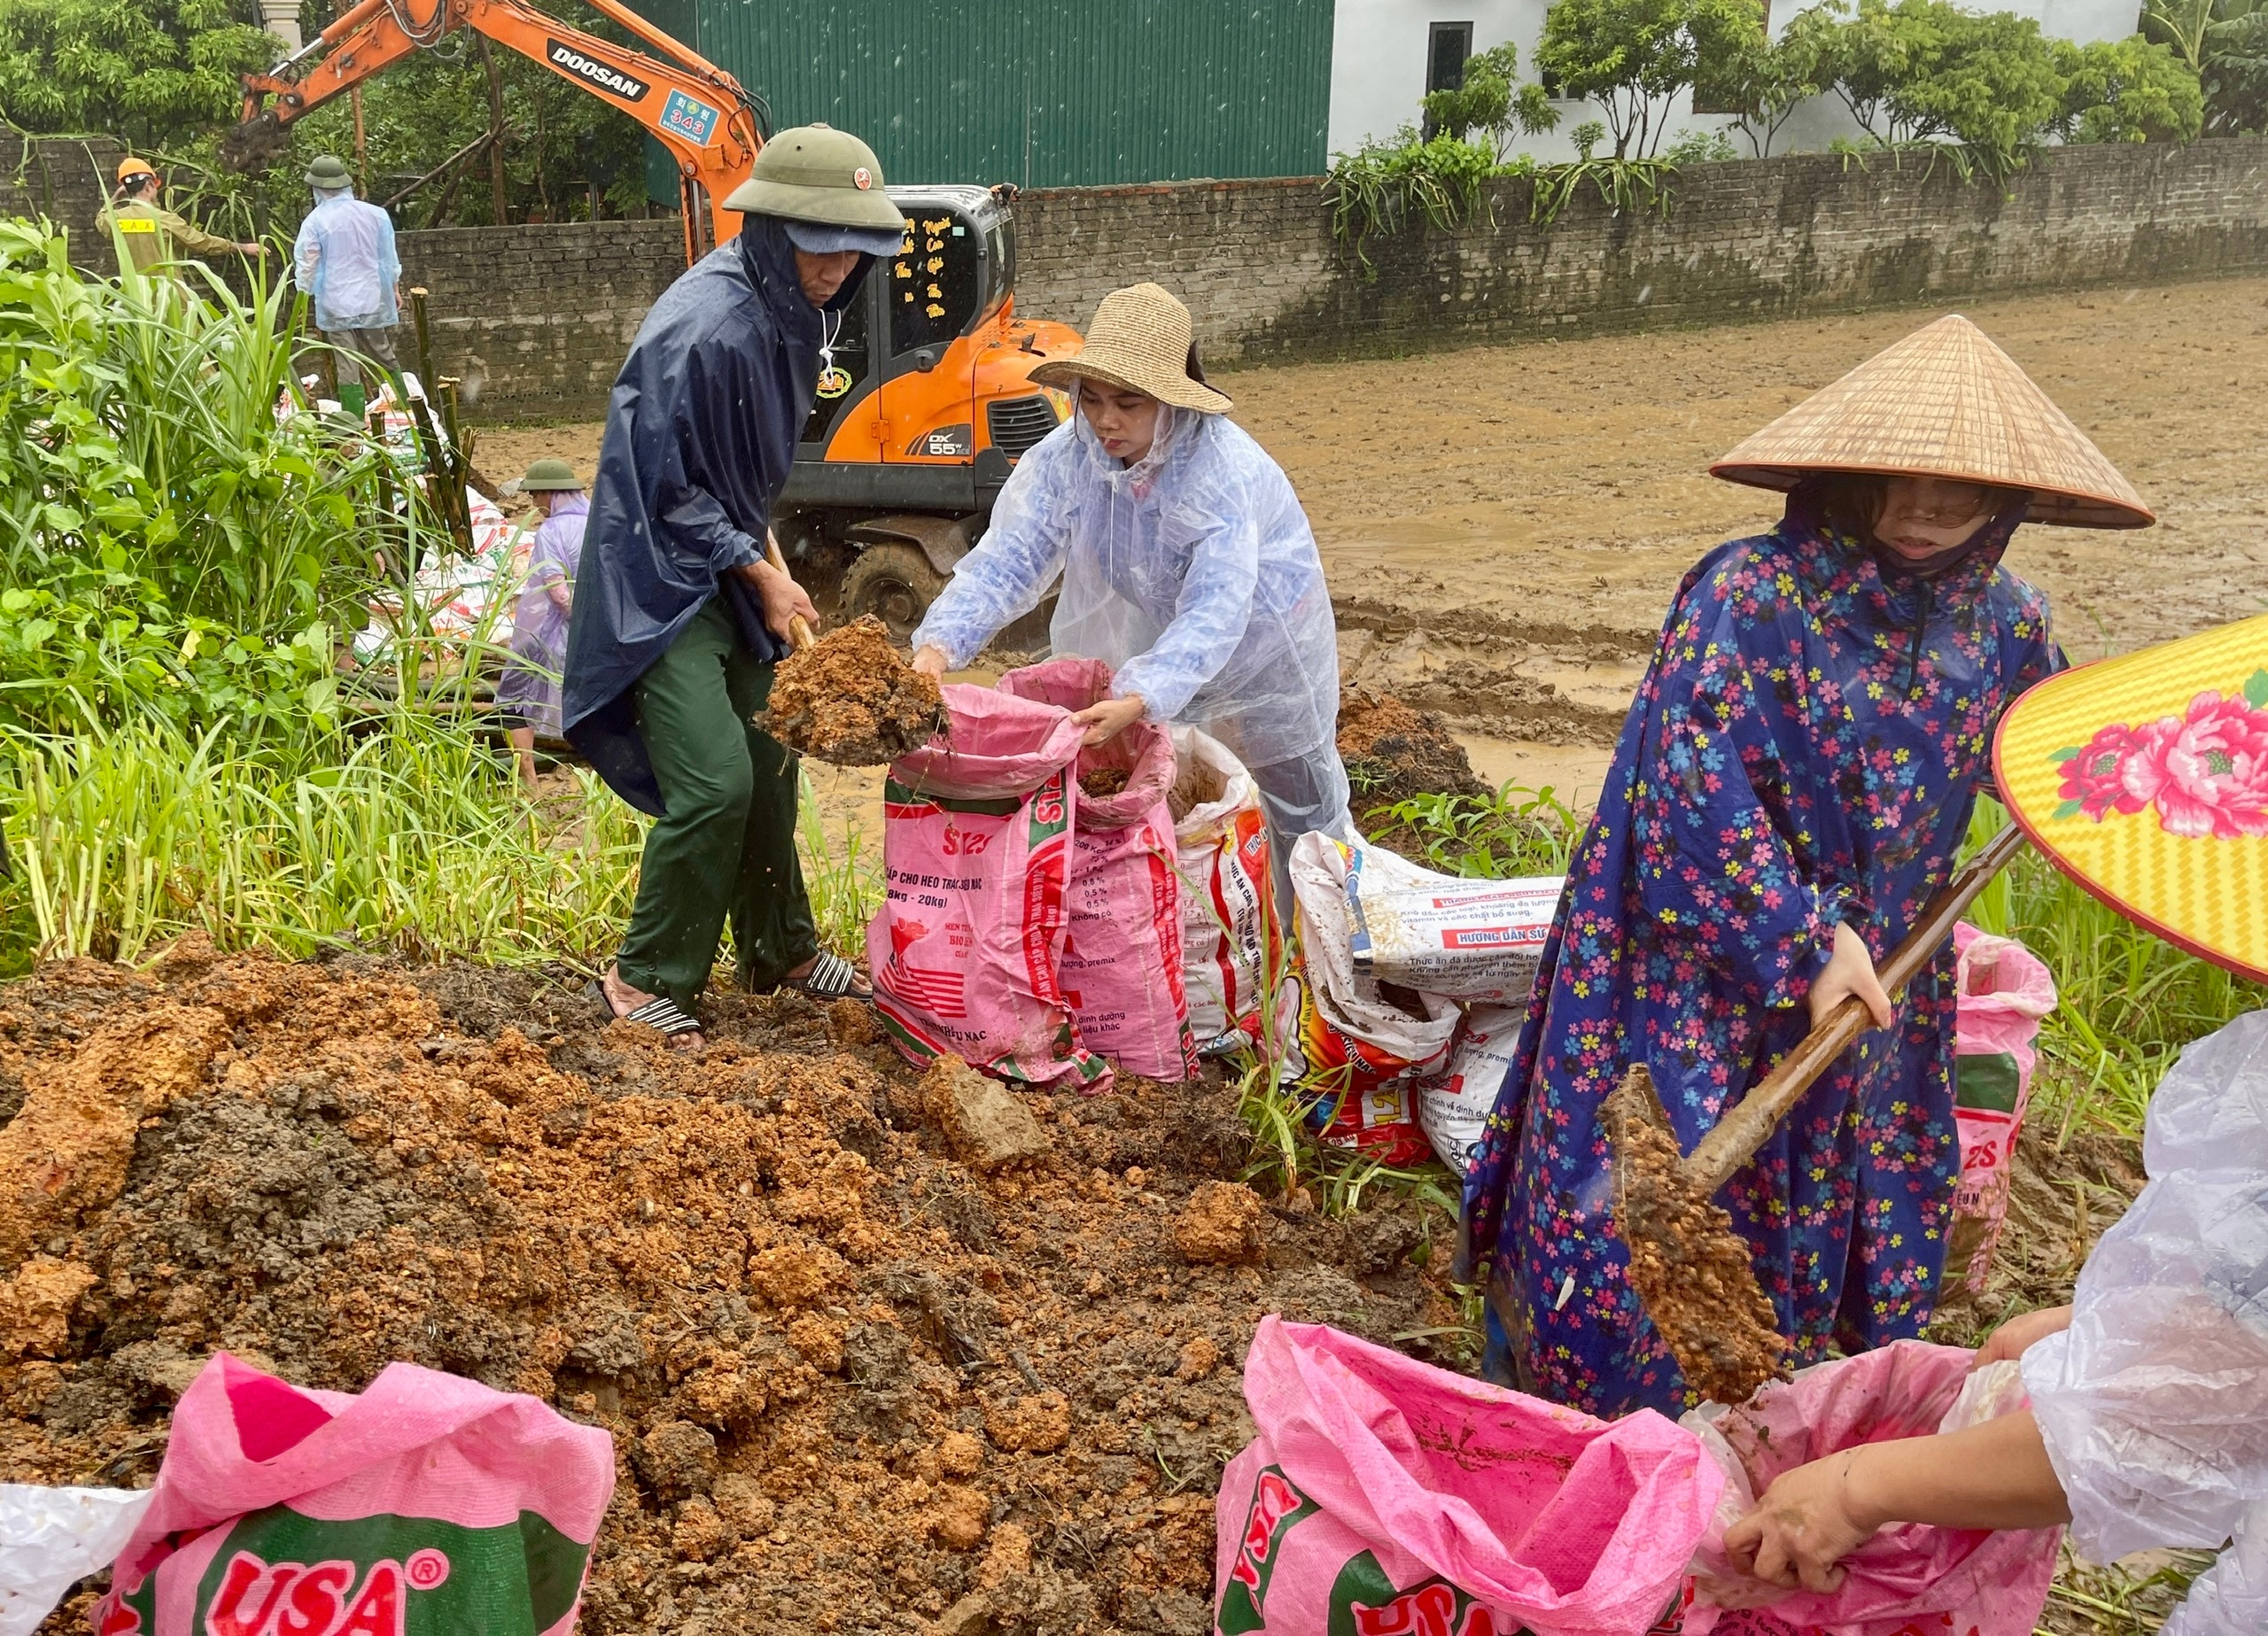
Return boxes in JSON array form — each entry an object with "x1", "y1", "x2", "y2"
[
  {"x1": 1338, "y1": 692, "x2": 1489, "y2": 816},
  {"x1": 767, "y1": 615, "x2": 947, "y2": 767},
  {"x1": 1, "y1": 949, "x2": 1458, "y2": 1634}
]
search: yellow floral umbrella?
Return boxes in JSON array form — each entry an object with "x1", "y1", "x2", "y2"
[{"x1": 1993, "y1": 612, "x2": 2268, "y2": 984}]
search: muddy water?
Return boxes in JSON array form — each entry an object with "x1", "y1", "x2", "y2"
[{"x1": 485, "y1": 272, "x2": 2268, "y2": 804}]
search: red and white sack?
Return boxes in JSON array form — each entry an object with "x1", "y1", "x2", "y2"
[
  {"x1": 1000, "y1": 659, "x2": 1195, "y2": 1082},
  {"x1": 1946, "y1": 923, "x2": 2056, "y2": 1292},
  {"x1": 1345, "y1": 843, "x2": 1562, "y2": 1004},
  {"x1": 866, "y1": 684, "x2": 1111, "y2": 1092},
  {"x1": 1169, "y1": 728, "x2": 1278, "y2": 1050},
  {"x1": 1276, "y1": 834, "x2": 1458, "y2": 1167},
  {"x1": 97, "y1": 1352, "x2": 615, "y2": 1636},
  {"x1": 1418, "y1": 1004, "x2": 1524, "y2": 1175}
]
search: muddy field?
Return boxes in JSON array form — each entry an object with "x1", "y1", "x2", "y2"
[
  {"x1": 483, "y1": 273, "x2": 2268, "y2": 804},
  {"x1": 2, "y1": 943, "x2": 1456, "y2": 1634}
]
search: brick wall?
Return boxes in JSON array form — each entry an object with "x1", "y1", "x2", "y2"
[
  {"x1": 371, "y1": 136, "x2": 2268, "y2": 418},
  {"x1": 2, "y1": 134, "x2": 125, "y2": 269}
]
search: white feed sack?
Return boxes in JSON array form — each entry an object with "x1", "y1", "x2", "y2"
[
  {"x1": 1344, "y1": 840, "x2": 1564, "y2": 1004},
  {"x1": 1417, "y1": 1004, "x2": 1526, "y2": 1175}
]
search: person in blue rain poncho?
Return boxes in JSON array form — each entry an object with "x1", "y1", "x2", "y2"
[
  {"x1": 562, "y1": 126, "x2": 905, "y2": 1048},
  {"x1": 1459, "y1": 315, "x2": 2157, "y2": 1418},
  {"x1": 910, "y1": 282, "x2": 1350, "y2": 905}
]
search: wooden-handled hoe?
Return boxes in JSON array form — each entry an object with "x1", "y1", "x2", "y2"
[{"x1": 1605, "y1": 824, "x2": 2029, "y2": 1406}]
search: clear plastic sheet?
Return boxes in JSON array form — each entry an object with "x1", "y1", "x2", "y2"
[
  {"x1": 2022, "y1": 1009, "x2": 2268, "y2": 1633},
  {"x1": 913, "y1": 407, "x2": 1341, "y2": 769},
  {"x1": 0, "y1": 1484, "x2": 151, "y2": 1636}
]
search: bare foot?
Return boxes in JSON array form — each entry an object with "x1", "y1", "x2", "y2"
[{"x1": 600, "y1": 964, "x2": 706, "y2": 1051}]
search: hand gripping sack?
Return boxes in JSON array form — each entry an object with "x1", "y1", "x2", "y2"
[
  {"x1": 867, "y1": 684, "x2": 1111, "y2": 1091},
  {"x1": 1276, "y1": 834, "x2": 1459, "y2": 1166},
  {"x1": 1681, "y1": 1341, "x2": 2061, "y2": 1636},
  {"x1": 1216, "y1": 1316, "x2": 1722, "y2": 1636},
  {"x1": 999, "y1": 659, "x2": 1195, "y2": 1082},
  {"x1": 1946, "y1": 925, "x2": 2056, "y2": 1293},
  {"x1": 94, "y1": 1352, "x2": 615, "y2": 1636},
  {"x1": 1169, "y1": 728, "x2": 1278, "y2": 1051}
]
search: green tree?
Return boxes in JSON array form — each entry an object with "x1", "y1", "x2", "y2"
[
  {"x1": 0, "y1": 0, "x2": 274, "y2": 153},
  {"x1": 1536, "y1": 0, "x2": 1761, "y2": 157},
  {"x1": 1792, "y1": 0, "x2": 2065, "y2": 162},
  {"x1": 2054, "y1": 34, "x2": 2204, "y2": 140},
  {"x1": 2146, "y1": 0, "x2": 2268, "y2": 131},
  {"x1": 1697, "y1": 1, "x2": 1831, "y2": 156},
  {"x1": 1420, "y1": 41, "x2": 1562, "y2": 160}
]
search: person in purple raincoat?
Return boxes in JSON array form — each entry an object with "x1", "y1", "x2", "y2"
[
  {"x1": 496, "y1": 458, "x2": 587, "y2": 790},
  {"x1": 1459, "y1": 315, "x2": 2155, "y2": 1417}
]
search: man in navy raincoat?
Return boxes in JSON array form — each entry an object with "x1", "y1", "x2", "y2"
[{"x1": 563, "y1": 125, "x2": 905, "y2": 1045}]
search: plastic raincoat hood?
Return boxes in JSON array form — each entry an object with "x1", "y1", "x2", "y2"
[{"x1": 563, "y1": 215, "x2": 873, "y2": 813}]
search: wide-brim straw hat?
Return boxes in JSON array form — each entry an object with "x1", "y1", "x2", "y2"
[
  {"x1": 722, "y1": 124, "x2": 906, "y2": 236},
  {"x1": 1992, "y1": 611, "x2": 2268, "y2": 984},
  {"x1": 1711, "y1": 314, "x2": 2152, "y2": 529},
  {"x1": 1030, "y1": 283, "x2": 1232, "y2": 414}
]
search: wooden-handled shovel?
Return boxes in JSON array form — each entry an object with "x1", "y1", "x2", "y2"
[
  {"x1": 765, "y1": 533, "x2": 819, "y2": 652},
  {"x1": 1605, "y1": 823, "x2": 2029, "y2": 1405}
]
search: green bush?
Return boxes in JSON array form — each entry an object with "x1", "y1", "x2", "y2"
[
  {"x1": 2055, "y1": 34, "x2": 2205, "y2": 141},
  {"x1": 1536, "y1": 0, "x2": 1766, "y2": 158},
  {"x1": 1420, "y1": 42, "x2": 1563, "y2": 161}
]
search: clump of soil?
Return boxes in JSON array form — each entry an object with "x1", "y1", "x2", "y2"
[
  {"x1": 1, "y1": 946, "x2": 1458, "y2": 1634},
  {"x1": 767, "y1": 615, "x2": 946, "y2": 767},
  {"x1": 1606, "y1": 1066, "x2": 1790, "y2": 1406},
  {"x1": 1080, "y1": 765, "x2": 1132, "y2": 800},
  {"x1": 1338, "y1": 692, "x2": 1488, "y2": 814}
]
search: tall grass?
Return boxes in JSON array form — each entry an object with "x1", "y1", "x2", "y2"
[{"x1": 1965, "y1": 798, "x2": 2265, "y2": 1138}]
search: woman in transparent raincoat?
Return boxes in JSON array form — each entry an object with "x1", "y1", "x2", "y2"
[{"x1": 910, "y1": 283, "x2": 1350, "y2": 902}]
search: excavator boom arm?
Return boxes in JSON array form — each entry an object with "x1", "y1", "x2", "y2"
[{"x1": 229, "y1": 0, "x2": 765, "y2": 260}]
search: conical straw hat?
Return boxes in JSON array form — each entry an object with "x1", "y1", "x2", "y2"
[
  {"x1": 1993, "y1": 612, "x2": 2268, "y2": 985},
  {"x1": 1711, "y1": 314, "x2": 2152, "y2": 529}
]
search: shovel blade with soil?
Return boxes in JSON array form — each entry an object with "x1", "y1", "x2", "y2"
[
  {"x1": 766, "y1": 614, "x2": 947, "y2": 767},
  {"x1": 757, "y1": 537, "x2": 947, "y2": 767},
  {"x1": 1609, "y1": 824, "x2": 2029, "y2": 1406}
]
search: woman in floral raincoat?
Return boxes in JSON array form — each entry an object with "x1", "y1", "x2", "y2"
[{"x1": 1460, "y1": 315, "x2": 2155, "y2": 1416}]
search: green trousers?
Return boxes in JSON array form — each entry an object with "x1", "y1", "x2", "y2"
[{"x1": 615, "y1": 597, "x2": 818, "y2": 1010}]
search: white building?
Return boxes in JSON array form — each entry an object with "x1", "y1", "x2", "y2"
[{"x1": 1327, "y1": 0, "x2": 2147, "y2": 163}]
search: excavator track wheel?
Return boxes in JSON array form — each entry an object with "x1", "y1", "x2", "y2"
[{"x1": 839, "y1": 542, "x2": 946, "y2": 646}]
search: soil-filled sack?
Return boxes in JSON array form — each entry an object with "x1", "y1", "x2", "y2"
[
  {"x1": 1681, "y1": 1340, "x2": 2060, "y2": 1635},
  {"x1": 999, "y1": 658, "x2": 1195, "y2": 1082},
  {"x1": 1345, "y1": 843, "x2": 1563, "y2": 1004},
  {"x1": 1169, "y1": 727, "x2": 1278, "y2": 1051},
  {"x1": 1946, "y1": 924, "x2": 2056, "y2": 1293},
  {"x1": 1418, "y1": 1004, "x2": 1524, "y2": 1175},
  {"x1": 868, "y1": 684, "x2": 1110, "y2": 1090},
  {"x1": 96, "y1": 1352, "x2": 615, "y2": 1636},
  {"x1": 1216, "y1": 1315, "x2": 1721, "y2": 1636},
  {"x1": 1276, "y1": 834, "x2": 1458, "y2": 1166}
]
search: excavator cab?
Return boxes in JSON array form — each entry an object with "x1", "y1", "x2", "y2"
[{"x1": 778, "y1": 184, "x2": 1081, "y2": 641}]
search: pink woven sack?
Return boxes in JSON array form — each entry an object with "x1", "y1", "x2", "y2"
[
  {"x1": 1682, "y1": 1340, "x2": 2061, "y2": 1636},
  {"x1": 998, "y1": 659, "x2": 1195, "y2": 1082},
  {"x1": 867, "y1": 684, "x2": 1110, "y2": 1090},
  {"x1": 95, "y1": 1352, "x2": 614, "y2": 1636},
  {"x1": 1946, "y1": 925, "x2": 2056, "y2": 1292},
  {"x1": 1215, "y1": 1316, "x2": 1722, "y2": 1636}
]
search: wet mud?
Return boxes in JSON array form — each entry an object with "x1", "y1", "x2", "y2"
[{"x1": 768, "y1": 616, "x2": 947, "y2": 768}]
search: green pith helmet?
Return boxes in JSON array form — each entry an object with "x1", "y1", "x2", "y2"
[
  {"x1": 305, "y1": 154, "x2": 354, "y2": 189},
  {"x1": 517, "y1": 457, "x2": 582, "y2": 491},
  {"x1": 721, "y1": 124, "x2": 904, "y2": 232}
]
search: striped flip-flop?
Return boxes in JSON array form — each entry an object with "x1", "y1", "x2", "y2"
[
  {"x1": 587, "y1": 980, "x2": 703, "y2": 1040},
  {"x1": 784, "y1": 949, "x2": 871, "y2": 1002}
]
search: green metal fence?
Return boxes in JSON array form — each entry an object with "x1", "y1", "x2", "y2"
[{"x1": 646, "y1": 0, "x2": 1332, "y2": 190}]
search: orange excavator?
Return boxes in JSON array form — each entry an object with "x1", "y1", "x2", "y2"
[{"x1": 227, "y1": 0, "x2": 1084, "y2": 637}]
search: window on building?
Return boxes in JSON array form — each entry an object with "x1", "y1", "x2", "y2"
[
  {"x1": 1423, "y1": 21, "x2": 1473, "y2": 139},
  {"x1": 1426, "y1": 21, "x2": 1473, "y2": 95}
]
